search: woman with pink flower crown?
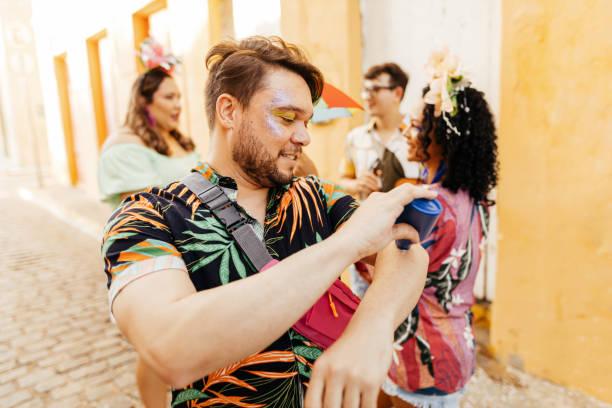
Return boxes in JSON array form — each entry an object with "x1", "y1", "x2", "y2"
[
  {"x1": 378, "y1": 49, "x2": 498, "y2": 408},
  {"x1": 98, "y1": 37, "x2": 200, "y2": 209},
  {"x1": 97, "y1": 37, "x2": 200, "y2": 407}
]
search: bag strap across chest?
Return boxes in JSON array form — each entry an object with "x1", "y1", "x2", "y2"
[{"x1": 182, "y1": 172, "x2": 273, "y2": 271}]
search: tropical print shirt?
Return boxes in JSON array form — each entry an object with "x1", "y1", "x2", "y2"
[
  {"x1": 101, "y1": 162, "x2": 358, "y2": 408},
  {"x1": 389, "y1": 184, "x2": 490, "y2": 395}
]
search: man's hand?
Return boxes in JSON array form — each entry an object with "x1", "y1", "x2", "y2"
[
  {"x1": 304, "y1": 318, "x2": 393, "y2": 408},
  {"x1": 372, "y1": 239, "x2": 429, "y2": 283},
  {"x1": 305, "y1": 242, "x2": 429, "y2": 408},
  {"x1": 352, "y1": 172, "x2": 381, "y2": 197},
  {"x1": 336, "y1": 183, "x2": 437, "y2": 261}
]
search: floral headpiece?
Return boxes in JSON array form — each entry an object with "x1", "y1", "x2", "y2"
[
  {"x1": 423, "y1": 47, "x2": 471, "y2": 136},
  {"x1": 136, "y1": 36, "x2": 181, "y2": 74}
]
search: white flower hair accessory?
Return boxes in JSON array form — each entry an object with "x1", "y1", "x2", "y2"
[
  {"x1": 136, "y1": 35, "x2": 181, "y2": 74},
  {"x1": 423, "y1": 47, "x2": 471, "y2": 136}
]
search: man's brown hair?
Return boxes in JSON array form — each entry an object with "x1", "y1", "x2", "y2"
[
  {"x1": 204, "y1": 36, "x2": 324, "y2": 129},
  {"x1": 364, "y1": 62, "x2": 409, "y2": 100}
]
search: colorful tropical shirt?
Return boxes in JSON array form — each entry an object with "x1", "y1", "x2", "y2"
[
  {"x1": 388, "y1": 184, "x2": 490, "y2": 395},
  {"x1": 101, "y1": 162, "x2": 358, "y2": 407}
]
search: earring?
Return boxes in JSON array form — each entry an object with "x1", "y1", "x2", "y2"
[{"x1": 144, "y1": 107, "x2": 156, "y2": 127}]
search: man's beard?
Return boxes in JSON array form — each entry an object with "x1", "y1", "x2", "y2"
[{"x1": 232, "y1": 121, "x2": 296, "y2": 187}]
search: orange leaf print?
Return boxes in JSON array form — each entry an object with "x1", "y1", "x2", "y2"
[
  {"x1": 177, "y1": 186, "x2": 191, "y2": 199},
  {"x1": 116, "y1": 252, "x2": 150, "y2": 263},
  {"x1": 267, "y1": 179, "x2": 324, "y2": 243},
  {"x1": 190, "y1": 200, "x2": 201, "y2": 220},
  {"x1": 193, "y1": 391, "x2": 265, "y2": 408},
  {"x1": 203, "y1": 351, "x2": 295, "y2": 392},
  {"x1": 240, "y1": 350, "x2": 295, "y2": 366},
  {"x1": 186, "y1": 192, "x2": 197, "y2": 206},
  {"x1": 205, "y1": 375, "x2": 257, "y2": 391},
  {"x1": 295, "y1": 354, "x2": 308, "y2": 366},
  {"x1": 244, "y1": 370, "x2": 298, "y2": 379},
  {"x1": 104, "y1": 205, "x2": 168, "y2": 241}
]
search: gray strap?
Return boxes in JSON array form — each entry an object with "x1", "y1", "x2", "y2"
[{"x1": 182, "y1": 172, "x2": 273, "y2": 271}]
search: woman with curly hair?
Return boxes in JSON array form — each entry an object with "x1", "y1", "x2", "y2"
[
  {"x1": 98, "y1": 64, "x2": 199, "y2": 208},
  {"x1": 379, "y1": 50, "x2": 498, "y2": 408}
]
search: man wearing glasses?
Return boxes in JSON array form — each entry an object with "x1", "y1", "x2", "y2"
[{"x1": 338, "y1": 62, "x2": 421, "y2": 297}]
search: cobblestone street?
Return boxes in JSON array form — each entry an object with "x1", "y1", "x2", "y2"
[
  {"x1": 0, "y1": 175, "x2": 140, "y2": 408},
  {"x1": 0, "y1": 174, "x2": 610, "y2": 408}
]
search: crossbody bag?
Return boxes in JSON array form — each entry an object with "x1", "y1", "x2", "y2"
[{"x1": 182, "y1": 172, "x2": 360, "y2": 349}]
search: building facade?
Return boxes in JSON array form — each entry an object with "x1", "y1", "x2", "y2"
[{"x1": 1, "y1": 0, "x2": 609, "y2": 403}]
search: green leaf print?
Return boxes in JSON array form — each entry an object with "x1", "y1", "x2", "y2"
[
  {"x1": 171, "y1": 388, "x2": 211, "y2": 407},
  {"x1": 289, "y1": 330, "x2": 310, "y2": 343},
  {"x1": 182, "y1": 210, "x2": 254, "y2": 283},
  {"x1": 293, "y1": 345, "x2": 322, "y2": 360},
  {"x1": 187, "y1": 216, "x2": 227, "y2": 236},
  {"x1": 265, "y1": 236, "x2": 284, "y2": 245},
  {"x1": 298, "y1": 362, "x2": 311, "y2": 378},
  {"x1": 265, "y1": 236, "x2": 283, "y2": 258},
  {"x1": 180, "y1": 243, "x2": 228, "y2": 253},
  {"x1": 102, "y1": 231, "x2": 137, "y2": 256},
  {"x1": 180, "y1": 231, "x2": 225, "y2": 242},
  {"x1": 102, "y1": 213, "x2": 130, "y2": 235},
  {"x1": 125, "y1": 244, "x2": 172, "y2": 258},
  {"x1": 267, "y1": 246, "x2": 279, "y2": 258},
  {"x1": 189, "y1": 250, "x2": 225, "y2": 272},
  {"x1": 230, "y1": 244, "x2": 247, "y2": 279},
  {"x1": 219, "y1": 250, "x2": 230, "y2": 284}
]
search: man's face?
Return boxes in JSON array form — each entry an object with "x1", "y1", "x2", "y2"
[
  {"x1": 232, "y1": 67, "x2": 313, "y2": 187},
  {"x1": 361, "y1": 73, "x2": 401, "y2": 117}
]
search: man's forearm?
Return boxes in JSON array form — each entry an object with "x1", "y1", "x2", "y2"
[
  {"x1": 303, "y1": 245, "x2": 428, "y2": 408},
  {"x1": 356, "y1": 247, "x2": 428, "y2": 329},
  {"x1": 117, "y1": 230, "x2": 360, "y2": 388}
]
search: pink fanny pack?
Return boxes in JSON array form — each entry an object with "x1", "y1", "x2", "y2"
[{"x1": 262, "y1": 260, "x2": 361, "y2": 349}]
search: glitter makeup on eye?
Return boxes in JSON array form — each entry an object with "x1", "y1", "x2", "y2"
[
  {"x1": 266, "y1": 111, "x2": 284, "y2": 137},
  {"x1": 271, "y1": 109, "x2": 296, "y2": 121}
]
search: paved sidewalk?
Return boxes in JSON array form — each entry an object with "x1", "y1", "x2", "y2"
[{"x1": 1, "y1": 173, "x2": 610, "y2": 407}]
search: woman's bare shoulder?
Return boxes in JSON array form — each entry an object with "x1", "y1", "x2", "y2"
[{"x1": 101, "y1": 128, "x2": 145, "y2": 152}]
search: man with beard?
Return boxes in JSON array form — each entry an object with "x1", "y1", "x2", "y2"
[{"x1": 101, "y1": 36, "x2": 435, "y2": 408}]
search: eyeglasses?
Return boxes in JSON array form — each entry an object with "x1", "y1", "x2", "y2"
[{"x1": 360, "y1": 85, "x2": 396, "y2": 98}]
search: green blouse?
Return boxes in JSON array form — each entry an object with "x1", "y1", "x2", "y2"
[{"x1": 98, "y1": 143, "x2": 200, "y2": 207}]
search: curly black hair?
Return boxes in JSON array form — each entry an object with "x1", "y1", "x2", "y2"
[{"x1": 418, "y1": 86, "x2": 499, "y2": 203}]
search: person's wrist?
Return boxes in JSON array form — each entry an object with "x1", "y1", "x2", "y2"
[
  {"x1": 360, "y1": 274, "x2": 405, "y2": 321},
  {"x1": 328, "y1": 227, "x2": 361, "y2": 264},
  {"x1": 347, "y1": 301, "x2": 395, "y2": 335}
]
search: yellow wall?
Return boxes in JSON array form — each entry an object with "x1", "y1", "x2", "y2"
[
  {"x1": 492, "y1": 0, "x2": 612, "y2": 402},
  {"x1": 280, "y1": 0, "x2": 364, "y2": 181}
]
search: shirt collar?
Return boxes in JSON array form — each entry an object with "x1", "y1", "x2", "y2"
[
  {"x1": 367, "y1": 117, "x2": 408, "y2": 134},
  {"x1": 192, "y1": 162, "x2": 237, "y2": 190}
]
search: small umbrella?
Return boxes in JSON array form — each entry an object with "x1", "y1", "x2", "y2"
[{"x1": 311, "y1": 83, "x2": 364, "y2": 124}]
